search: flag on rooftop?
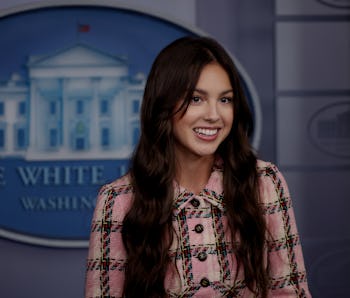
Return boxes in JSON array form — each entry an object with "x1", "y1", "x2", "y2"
[{"x1": 78, "y1": 24, "x2": 90, "y2": 33}]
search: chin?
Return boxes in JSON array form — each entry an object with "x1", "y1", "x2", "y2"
[{"x1": 193, "y1": 149, "x2": 218, "y2": 157}]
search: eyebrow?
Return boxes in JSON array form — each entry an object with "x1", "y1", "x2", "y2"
[{"x1": 193, "y1": 88, "x2": 234, "y2": 96}]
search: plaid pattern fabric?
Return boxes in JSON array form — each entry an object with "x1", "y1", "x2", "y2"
[{"x1": 85, "y1": 160, "x2": 311, "y2": 297}]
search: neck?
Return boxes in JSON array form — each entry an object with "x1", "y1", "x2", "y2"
[{"x1": 175, "y1": 154, "x2": 215, "y2": 194}]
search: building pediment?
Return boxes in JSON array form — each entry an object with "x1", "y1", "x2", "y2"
[{"x1": 28, "y1": 44, "x2": 127, "y2": 68}]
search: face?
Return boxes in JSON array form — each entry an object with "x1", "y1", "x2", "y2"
[{"x1": 172, "y1": 62, "x2": 234, "y2": 161}]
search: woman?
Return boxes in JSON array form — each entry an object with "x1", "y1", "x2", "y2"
[{"x1": 86, "y1": 36, "x2": 311, "y2": 297}]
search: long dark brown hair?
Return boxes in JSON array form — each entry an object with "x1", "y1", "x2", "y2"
[{"x1": 122, "y1": 36, "x2": 268, "y2": 297}]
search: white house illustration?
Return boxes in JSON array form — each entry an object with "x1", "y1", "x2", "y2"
[{"x1": 0, "y1": 44, "x2": 145, "y2": 160}]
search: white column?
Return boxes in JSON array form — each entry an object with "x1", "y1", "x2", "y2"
[
  {"x1": 28, "y1": 79, "x2": 37, "y2": 152},
  {"x1": 90, "y1": 77, "x2": 100, "y2": 151},
  {"x1": 62, "y1": 78, "x2": 70, "y2": 152}
]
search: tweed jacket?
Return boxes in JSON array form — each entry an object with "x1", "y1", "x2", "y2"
[{"x1": 85, "y1": 160, "x2": 311, "y2": 297}]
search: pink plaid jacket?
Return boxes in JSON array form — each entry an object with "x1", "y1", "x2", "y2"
[{"x1": 85, "y1": 160, "x2": 311, "y2": 297}]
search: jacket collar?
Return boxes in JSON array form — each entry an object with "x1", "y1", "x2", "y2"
[{"x1": 173, "y1": 156, "x2": 224, "y2": 214}]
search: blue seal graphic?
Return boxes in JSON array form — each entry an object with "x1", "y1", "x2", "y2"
[
  {"x1": 0, "y1": 3, "x2": 261, "y2": 247},
  {"x1": 308, "y1": 101, "x2": 350, "y2": 159}
]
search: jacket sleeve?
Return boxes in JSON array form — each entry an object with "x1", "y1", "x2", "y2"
[
  {"x1": 259, "y1": 162, "x2": 312, "y2": 297},
  {"x1": 85, "y1": 182, "x2": 128, "y2": 298}
]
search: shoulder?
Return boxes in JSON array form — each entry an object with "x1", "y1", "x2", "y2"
[
  {"x1": 256, "y1": 159, "x2": 284, "y2": 181},
  {"x1": 93, "y1": 173, "x2": 134, "y2": 222},
  {"x1": 98, "y1": 173, "x2": 133, "y2": 198},
  {"x1": 256, "y1": 159, "x2": 278, "y2": 173},
  {"x1": 256, "y1": 160, "x2": 290, "y2": 205}
]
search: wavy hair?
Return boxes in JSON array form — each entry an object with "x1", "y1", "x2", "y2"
[{"x1": 122, "y1": 36, "x2": 268, "y2": 297}]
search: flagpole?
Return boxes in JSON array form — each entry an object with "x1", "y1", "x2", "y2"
[{"x1": 76, "y1": 22, "x2": 90, "y2": 43}]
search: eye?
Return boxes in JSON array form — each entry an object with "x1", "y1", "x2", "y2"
[
  {"x1": 220, "y1": 97, "x2": 233, "y2": 104},
  {"x1": 190, "y1": 96, "x2": 202, "y2": 104}
]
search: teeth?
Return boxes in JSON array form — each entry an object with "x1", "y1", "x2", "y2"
[{"x1": 194, "y1": 128, "x2": 218, "y2": 136}]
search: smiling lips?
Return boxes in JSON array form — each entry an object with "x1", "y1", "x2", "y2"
[{"x1": 193, "y1": 127, "x2": 219, "y2": 139}]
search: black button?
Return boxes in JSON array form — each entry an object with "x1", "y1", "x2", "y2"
[
  {"x1": 197, "y1": 252, "x2": 207, "y2": 261},
  {"x1": 190, "y1": 198, "x2": 200, "y2": 207},
  {"x1": 194, "y1": 224, "x2": 204, "y2": 233},
  {"x1": 200, "y1": 277, "x2": 210, "y2": 287}
]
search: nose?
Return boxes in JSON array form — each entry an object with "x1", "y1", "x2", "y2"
[{"x1": 204, "y1": 101, "x2": 219, "y2": 122}]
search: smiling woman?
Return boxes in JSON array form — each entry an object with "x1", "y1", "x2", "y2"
[
  {"x1": 85, "y1": 36, "x2": 312, "y2": 298},
  {"x1": 172, "y1": 63, "x2": 234, "y2": 193}
]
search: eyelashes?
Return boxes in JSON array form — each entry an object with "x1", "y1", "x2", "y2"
[{"x1": 190, "y1": 96, "x2": 233, "y2": 105}]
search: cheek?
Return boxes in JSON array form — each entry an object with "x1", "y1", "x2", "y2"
[
  {"x1": 172, "y1": 116, "x2": 188, "y2": 141},
  {"x1": 174, "y1": 109, "x2": 197, "y2": 128},
  {"x1": 223, "y1": 108, "x2": 234, "y2": 127}
]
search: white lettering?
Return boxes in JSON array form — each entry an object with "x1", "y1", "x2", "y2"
[
  {"x1": 20, "y1": 196, "x2": 96, "y2": 211},
  {"x1": 64, "y1": 166, "x2": 71, "y2": 185},
  {"x1": 16, "y1": 165, "x2": 105, "y2": 186},
  {"x1": 43, "y1": 166, "x2": 60, "y2": 185},
  {"x1": 20, "y1": 196, "x2": 37, "y2": 210},
  {"x1": 74, "y1": 166, "x2": 88, "y2": 185},
  {"x1": 91, "y1": 166, "x2": 105, "y2": 185},
  {"x1": 17, "y1": 167, "x2": 43, "y2": 186}
]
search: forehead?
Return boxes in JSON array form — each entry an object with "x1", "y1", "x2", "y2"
[{"x1": 195, "y1": 63, "x2": 232, "y2": 92}]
